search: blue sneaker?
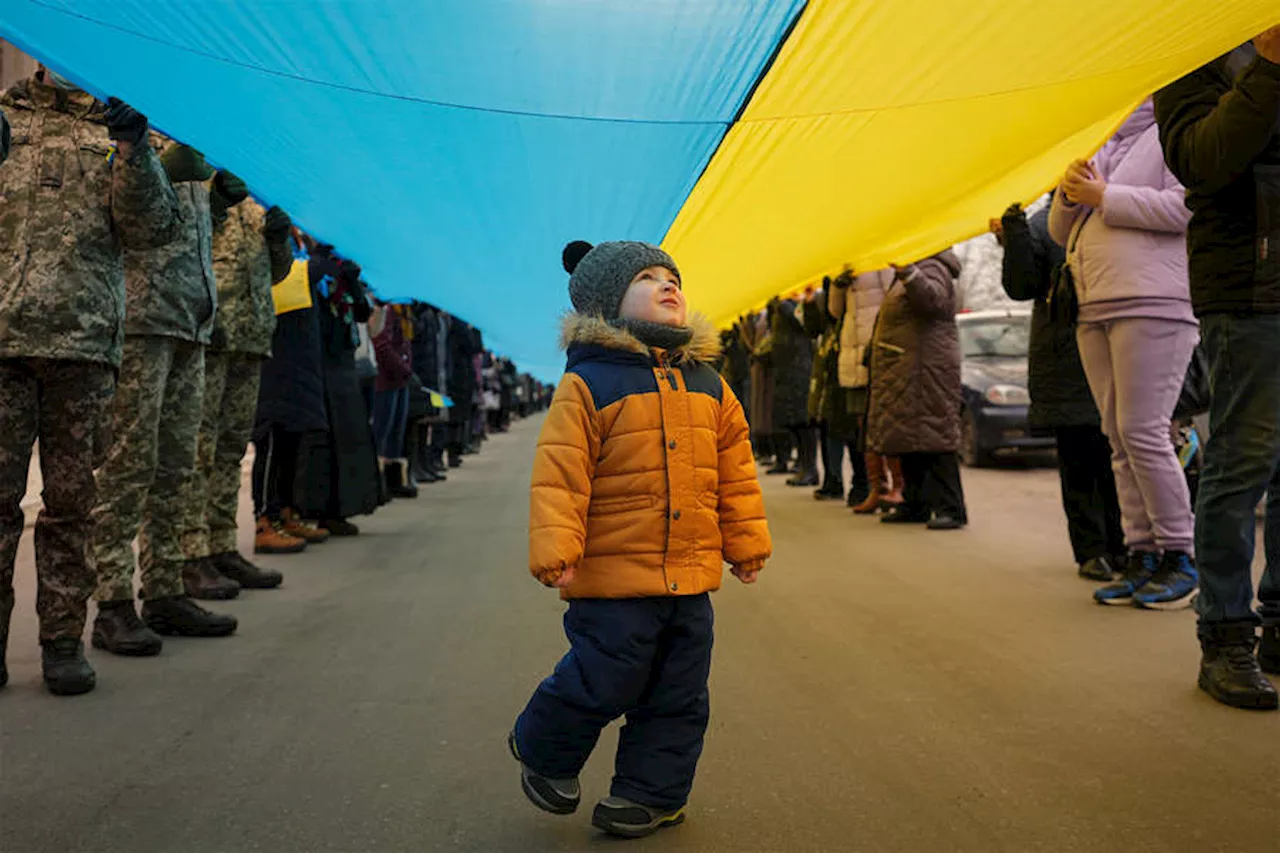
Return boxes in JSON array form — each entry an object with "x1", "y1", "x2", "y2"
[
  {"x1": 1134, "y1": 551, "x2": 1199, "y2": 611},
  {"x1": 1094, "y1": 551, "x2": 1159, "y2": 606}
]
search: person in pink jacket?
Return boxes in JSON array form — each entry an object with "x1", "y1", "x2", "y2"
[{"x1": 1049, "y1": 99, "x2": 1198, "y2": 611}]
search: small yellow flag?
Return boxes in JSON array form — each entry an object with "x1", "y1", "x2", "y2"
[{"x1": 271, "y1": 259, "x2": 312, "y2": 315}]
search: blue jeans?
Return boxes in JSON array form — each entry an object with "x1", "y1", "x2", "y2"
[
  {"x1": 514, "y1": 595, "x2": 714, "y2": 811},
  {"x1": 372, "y1": 386, "x2": 409, "y2": 459},
  {"x1": 1194, "y1": 314, "x2": 1280, "y2": 625}
]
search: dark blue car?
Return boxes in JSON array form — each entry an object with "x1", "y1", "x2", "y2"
[{"x1": 957, "y1": 309, "x2": 1056, "y2": 467}]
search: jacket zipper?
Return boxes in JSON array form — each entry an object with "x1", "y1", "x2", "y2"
[{"x1": 656, "y1": 352, "x2": 676, "y2": 594}]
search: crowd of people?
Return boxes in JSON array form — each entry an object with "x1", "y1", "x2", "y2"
[
  {"x1": 0, "y1": 66, "x2": 549, "y2": 696},
  {"x1": 716, "y1": 30, "x2": 1280, "y2": 714},
  {"x1": 1, "y1": 28, "x2": 1279, "y2": 725}
]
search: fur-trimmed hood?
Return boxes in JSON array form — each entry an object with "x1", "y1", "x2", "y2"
[{"x1": 559, "y1": 312, "x2": 721, "y2": 366}]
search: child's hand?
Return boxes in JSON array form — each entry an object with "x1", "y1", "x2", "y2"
[
  {"x1": 551, "y1": 565, "x2": 576, "y2": 589},
  {"x1": 731, "y1": 565, "x2": 760, "y2": 585}
]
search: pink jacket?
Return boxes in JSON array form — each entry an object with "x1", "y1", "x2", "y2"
[{"x1": 1049, "y1": 101, "x2": 1193, "y2": 314}]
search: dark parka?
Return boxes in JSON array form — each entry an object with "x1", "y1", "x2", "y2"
[
  {"x1": 1000, "y1": 203, "x2": 1100, "y2": 430},
  {"x1": 307, "y1": 246, "x2": 380, "y2": 520},
  {"x1": 739, "y1": 312, "x2": 775, "y2": 438},
  {"x1": 256, "y1": 253, "x2": 327, "y2": 435},
  {"x1": 867, "y1": 251, "x2": 964, "y2": 455},
  {"x1": 1154, "y1": 45, "x2": 1280, "y2": 316},
  {"x1": 769, "y1": 298, "x2": 814, "y2": 430},
  {"x1": 800, "y1": 289, "x2": 841, "y2": 425}
]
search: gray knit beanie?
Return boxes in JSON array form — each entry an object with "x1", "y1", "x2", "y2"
[{"x1": 563, "y1": 240, "x2": 680, "y2": 320}]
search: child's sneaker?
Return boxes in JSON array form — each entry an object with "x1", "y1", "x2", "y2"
[
  {"x1": 1134, "y1": 551, "x2": 1199, "y2": 611},
  {"x1": 508, "y1": 731, "x2": 579, "y2": 815},
  {"x1": 591, "y1": 797, "x2": 686, "y2": 839},
  {"x1": 1094, "y1": 550, "x2": 1159, "y2": 606}
]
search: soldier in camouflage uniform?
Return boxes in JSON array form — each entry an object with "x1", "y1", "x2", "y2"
[
  {"x1": 89, "y1": 140, "x2": 242, "y2": 657},
  {"x1": 0, "y1": 72, "x2": 179, "y2": 695},
  {"x1": 176, "y1": 194, "x2": 295, "y2": 582}
]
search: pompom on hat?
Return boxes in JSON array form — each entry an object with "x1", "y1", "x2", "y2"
[{"x1": 562, "y1": 240, "x2": 680, "y2": 322}]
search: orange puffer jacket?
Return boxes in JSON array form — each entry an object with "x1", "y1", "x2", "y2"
[{"x1": 530, "y1": 313, "x2": 771, "y2": 599}]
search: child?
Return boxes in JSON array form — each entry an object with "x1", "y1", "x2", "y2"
[{"x1": 509, "y1": 240, "x2": 772, "y2": 839}]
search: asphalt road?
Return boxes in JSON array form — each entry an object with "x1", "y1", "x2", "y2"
[{"x1": 2, "y1": 416, "x2": 1276, "y2": 853}]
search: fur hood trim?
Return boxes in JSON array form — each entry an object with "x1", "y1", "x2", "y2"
[{"x1": 560, "y1": 312, "x2": 721, "y2": 366}]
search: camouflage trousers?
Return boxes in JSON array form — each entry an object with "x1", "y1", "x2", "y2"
[
  {"x1": 0, "y1": 358, "x2": 116, "y2": 641},
  {"x1": 91, "y1": 337, "x2": 205, "y2": 602},
  {"x1": 179, "y1": 352, "x2": 262, "y2": 559}
]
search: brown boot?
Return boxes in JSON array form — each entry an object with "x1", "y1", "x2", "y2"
[
  {"x1": 281, "y1": 508, "x2": 331, "y2": 544},
  {"x1": 851, "y1": 454, "x2": 884, "y2": 515},
  {"x1": 882, "y1": 456, "x2": 905, "y2": 508},
  {"x1": 254, "y1": 516, "x2": 307, "y2": 555}
]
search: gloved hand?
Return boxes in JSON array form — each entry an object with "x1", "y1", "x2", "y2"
[
  {"x1": 833, "y1": 267, "x2": 855, "y2": 289},
  {"x1": 103, "y1": 97, "x2": 148, "y2": 146},
  {"x1": 160, "y1": 144, "x2": 214, "y2": 184},
  {"x1": 264, "y1": 206, "x2": 292, "y2": 237},
  {"x1": 338, "y1": 258, "x2": 362, "y2": 283},
  {"x1": 213, "y1": 170, "x2": 249, "y2": 205}
]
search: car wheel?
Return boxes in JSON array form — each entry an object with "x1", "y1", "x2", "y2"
[{"x1": 961, "y1": 409, "x2": 992, "y2": 468}]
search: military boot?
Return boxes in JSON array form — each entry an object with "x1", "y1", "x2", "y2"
[
  {"x1": 142, "y1": 596, "x2": 238, "y2": 638},
  {"x1": 211, "y1": 551, "x2": 283, "y2": 590},
  {"x1": 182, "y1": 557, "x2": 241, "y2": 601},
  {"x1": 41, "y1": 638, "x2": 96, "y2": 696},
  {"x1": 93, "y1": 599, "x2": 163, "y2": 657}
]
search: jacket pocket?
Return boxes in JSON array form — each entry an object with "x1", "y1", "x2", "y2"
[
  {"x1": 587, "y1": 494, "x2": 654, "y2": 516},
  {"x1": 39, "y1": 148, "x2": 64, "y2": 188},
  {"x1": 1256, "y1": 165, "x2": 1280, "y2": 288}
]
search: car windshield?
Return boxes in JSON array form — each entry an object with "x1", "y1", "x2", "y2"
[{"x1": 959, "y1": 317, "x2": 1030, "y2": 358}]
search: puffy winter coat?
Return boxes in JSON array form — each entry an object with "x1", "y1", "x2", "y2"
[
  {"x1": 530, "y1": 313, "x2": 771, "y2": 600},
  {"x1": 770, "y1": 299, "x2": 814, "y2": 429},
  {"x1": 1155, "y1": 45, "x2": 1280, "y2": 316},
  {"x1": 0, "y1": 77, "x2": 180, "y2": 367},
  {"x1": 1001, "y1": 202, "x2": 1100, "y2": 430},
  {"x1": 1048, "y1": 101, "x2": 1193, "y2": 318},
  {"x1": 867, "y1": 251, "x2": 964, "y2": 455},
  {"x1": 827, "y1": 269, "x2": 892, "y2": 389}
]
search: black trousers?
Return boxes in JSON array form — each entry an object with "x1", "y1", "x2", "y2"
[
  {"x1": 900, "y1": 452, "x2": 967, "y2": 521},
  {"x1": 1053, "y1": 424, "x2": 1124, "y2": 565},
  {"x1": 252, "y1": 426, "x2": 302, "y2": 520}
]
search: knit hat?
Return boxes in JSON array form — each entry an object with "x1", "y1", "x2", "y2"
[{"x1": 562, "y1": 240, "x2": 680, "y2": 321}]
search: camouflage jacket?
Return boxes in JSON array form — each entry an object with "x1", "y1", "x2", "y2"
[
  {"x1": 210, "y1": 199, "x2": 291, "y2": 355},
  {"x1": 123, "y1": 178, "x2": 217, "y2": 342},
  {"x1": 0, "y1": 78, "x2": 180, "y2": 367}
]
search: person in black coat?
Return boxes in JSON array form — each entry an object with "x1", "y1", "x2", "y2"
[
  {"x1": 253, "y1": 235, "x2": 330, "y2": 550},
  {"x1": 995, "y1": 200, "x2": 1123, "y2": 580},
  {"x1": 445, "y1": 318, "x2": 480, "y2": 466},
  {"x1": 309, "y1": 247, "x2": 381, "y2": 533},
  {"x1": 770, "y1": 298, "x2": 818, "y2": 487}
]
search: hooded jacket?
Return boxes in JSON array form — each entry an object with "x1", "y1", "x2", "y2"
[
  {"x1": 530, "y1": 313, "x2": 771, "y2": 600},
  {"x1": 1154, "y1": 46, "x2": 1280, "y2": 316},
  {"x1": 867, "y1": 251, "x2": 964, "y2": 455},
  {"x1": 1048, "y1": 101, "x2": 1194, "y2": 321}
]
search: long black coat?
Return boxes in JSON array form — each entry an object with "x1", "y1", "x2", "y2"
[
  {"x1": 312, "y1": 249, "x2": 380, "y2": 519},
  {"x1": 770, "y1": 299, "x2": 814, "y2": 430},
  {"x1": 256, "y1": 278, "x2": 327, "y2": 434},
  {"x1": 1001, "y1": 203, "x2": 1100, "y2": 431}
]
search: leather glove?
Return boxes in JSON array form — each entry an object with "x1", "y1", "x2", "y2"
[
  {"x1": 264, "y1": 206, "x2": 292, "y2": 237},
  {"x1": 833, "y1": 269, "x2": 855, "y2": 289},
  {"x1": 338, "y1": 258, "x2": 362, "y2": 283},
  {"x1": 213, "y1": 170, "x2": 249, "y2": 205},
  {"x1": 160, "y1": 144, "x2": 214, "y2": 183},
  {"x1": 103, "y1": 97, "x2": 148, "y2": 146}
]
